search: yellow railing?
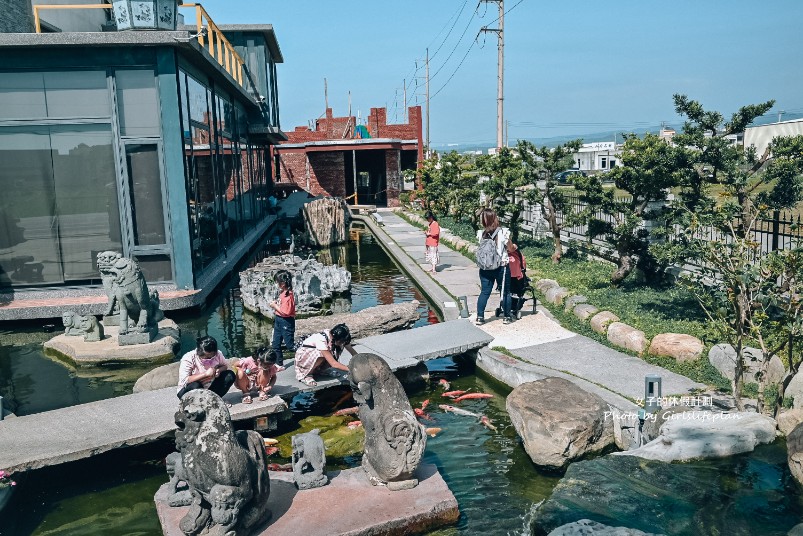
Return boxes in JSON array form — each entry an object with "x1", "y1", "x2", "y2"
[
  {"x1": 34, "y1": 4, "x2": 112, "y2": 33},
  {"x1": 181, "y1": 3, "x2": 245, "y2": 86},
  {"x1": 32, "y1": 3, "x2": 246, "y2": 88}
]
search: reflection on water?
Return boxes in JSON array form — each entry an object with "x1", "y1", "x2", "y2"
[{"x1": 0, "y1": 227, "x2": 431, "y2": 417}]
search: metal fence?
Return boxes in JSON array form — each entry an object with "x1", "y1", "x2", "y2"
[{"x1": 519, "y1": 195, "x2": 802, "y2": 256}]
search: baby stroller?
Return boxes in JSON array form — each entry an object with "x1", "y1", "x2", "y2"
[{"x1": 495, "y1": 271, "x2": 537, "y2": 320}]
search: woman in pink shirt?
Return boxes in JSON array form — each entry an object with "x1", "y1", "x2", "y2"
[
  {"x1": 176, "y1": 336, "x2": 234, "y2": 401},
  {"x1": 424, "y1": 211, "x2": 440, "y2": 273}
]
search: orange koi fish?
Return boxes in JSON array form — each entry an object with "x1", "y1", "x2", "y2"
[
  {"x1": 265, "y1": 446, "x2": 280, "y2": 456},
  {"x1": 453, "y1": 393, "x2": 493, "y2": 402},
  {"x1": 334, "y1": 406, "x2": 359, "y2": 416},
  {"x1": 438, "y1": 378, "x2": 451, "y2": 390},
  {"x1": 347, "y1": 420, "x2": 362, "y2": 429},
  {"x1": 442, "y1": 390, "x2": 468, "y2": 398},
  {"x1": 263, "y1": 438, "x2": 279, "y2": 446},
  {"x1": 414, "y1": 408, "x2": 433, "y2": 421},
  {"x1": 420, "y1": 399, "x2": 430, "y2": 410},
  {"x1": 267, "y1": 463, "x2": 292, "y2": 472},
  {"x1": 425, "y1": 427, "x2": 442, "y2": 437},
  {"x1": 480, "y1": 415, "x2": 498, "y2": 432}
]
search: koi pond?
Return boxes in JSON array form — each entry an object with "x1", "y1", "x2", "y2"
[{"x1": 1, "y1": 226, "x2": 801, "y2": 535}]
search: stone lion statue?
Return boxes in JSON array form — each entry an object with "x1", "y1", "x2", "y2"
[
  {"x1": 291, "y1": 429, "x2": 328, "y2": 490},
  {"x1": 78, "y1": 314, "x2": 105, "y2": 342},
  {"x1": 349, "y1": 353, "x2": 426, "y2": 490},
  {"x1": 172, "y1": 389, "x2": 271, "y2": 535},
  {"x1": 62, "y1": 311, "x2": 84, "y2": 336},
  {"x1": 96, "y1": 251, "x2": 162, "y2": 338}
]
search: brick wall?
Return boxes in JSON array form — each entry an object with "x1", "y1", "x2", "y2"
[{"x1": 1, "y1": 0, "x2": 34, "y2": 32}]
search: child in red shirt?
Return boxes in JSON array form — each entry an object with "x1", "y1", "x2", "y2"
[
  {"x1": 269, "y1": 270, "x2": 295, "y2": 369},
  {"x1": 234, "y1": 346, "x2": 278, "y2": 403}
]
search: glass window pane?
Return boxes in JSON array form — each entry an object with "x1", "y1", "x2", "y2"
[
  {"x1": 44, "y1": 71, "x2": 110, "y2": 117},
  {"x1": 0, "y1": 126, "x2": 61, "y2": 286},
  {"x1": 0, "y1": 72, "x2": 47, "y2": 119},
  {"x1": 116, "y1": 70, "x2": 159, "y2": 137},
  {"x1": 51, "y1": 125, "x2": 122, "y2": 281},
  {"x1": 193, "y1": 129, "x2": 219, "y2": 267},
  {"x1": 187, "y1": 75, "x2": 209, "y2": 125},
  {"x1": 134, "y1": 254, "x2": 172, "y2": 282},
  {"x1": 125, "y1": 144, "x2": 166, "y2": 246}
]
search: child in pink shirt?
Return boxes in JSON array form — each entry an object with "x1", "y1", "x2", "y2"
[{"x1": 234, "y1": 346, "x2": 278, "y2": 403}]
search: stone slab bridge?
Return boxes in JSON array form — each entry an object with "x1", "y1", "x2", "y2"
[{"x1": 0, "y1": 321, "x2": 492, "y2": 474}]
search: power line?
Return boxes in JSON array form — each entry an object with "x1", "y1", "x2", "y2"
[
  {"x1": 426, "y1": 0, "x2": 469, "y2": 52},
  {"x1": 431, "y1": 34, "x2": 479, "y2": 100},
  {"x1": 430, "y1": 2, "x2": 480, "y2": 81},
  {"x1": 430, "y1": 0, "x2": 470, "y2": 62}
]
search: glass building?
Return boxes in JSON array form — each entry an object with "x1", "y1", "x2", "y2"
[{"x1": 0, "y1": 19, "x2": 285, "y2": 317}]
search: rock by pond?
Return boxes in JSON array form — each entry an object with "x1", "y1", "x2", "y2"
[{"x1": 532, "y1": 444, "x2": 803, "y2": 536}]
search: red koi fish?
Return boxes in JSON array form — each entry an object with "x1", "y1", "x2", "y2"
[
  {"x1": 265, "y1": 446, "x2": 280, "y2": 456},
  {"x1": 480, "y1": 415, "x2": 498, "y2": 432},
  {"x1": 414, "y1": 408, "x2": 433, "y2": 421},
  {"x1": 425, "y1": 427, "x2": 442, "y2": 437},
  {"x1": 267, "y1": 463, "x2": 292, "y2": 472},
  {"x1": 438, "y1": 378, "x2": 451, "y2": 390},
  {"x1": 420, "y1": 399, "x2": 430, "y2": 410},
  {"x1": 347, "y1": 420, "x2": 362, "y2": 429},
  {"x1": 334, "y1": 406, "x2": 359, "y2": 416},
  {"x1": 442, "y1": 390, "x2": 469, "y2": 399},
  {"x1": 453, "y1": 393, "x2": 493, "y2": 402}
]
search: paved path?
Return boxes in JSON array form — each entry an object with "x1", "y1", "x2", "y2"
[
  {"x1": 0, "y1": 321, "x2": 492, "y2": 474},
  {"x1": 375, "y1": 209, "x2": 704, "y2": 401}
]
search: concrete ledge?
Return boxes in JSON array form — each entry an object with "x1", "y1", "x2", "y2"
[
  {"x1": 154, "y1": 464, "x2": 459, "y2": 536},
  {"x1": 353, "y1": 214, "x2": 460, "y2": 321},
  {"x1": 43, "y1": 319, "x2": 180, "y2": 365},
  {"x1": 475, "y1": 347, "x2": 638, "y2": 413}
]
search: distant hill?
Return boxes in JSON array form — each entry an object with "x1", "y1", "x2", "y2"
[{"x1": 433, "y1": 112, "x2": 803, "y2": 154}]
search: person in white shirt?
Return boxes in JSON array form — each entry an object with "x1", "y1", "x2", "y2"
[
  {"x1": 475, "y1": 208, "x2": 512, "y2": 324},
  {"x1": 176, "y1": 336, "x2": 235, "y2": 401}
]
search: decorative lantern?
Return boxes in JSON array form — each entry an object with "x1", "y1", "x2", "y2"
[{"x1": 112, "y1": 0, "x2": 182, "y2": 31}]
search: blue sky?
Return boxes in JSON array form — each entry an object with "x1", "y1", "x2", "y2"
[{"x1": 199, "y1": 0, "x2": 803, "y2": 145}]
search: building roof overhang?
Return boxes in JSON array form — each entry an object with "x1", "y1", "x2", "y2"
[{"x1": 216, "y1": 24, "x2": 284, "y2": 63}]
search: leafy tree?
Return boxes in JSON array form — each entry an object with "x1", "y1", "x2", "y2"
[
  {"x1": 476, "y1": 146, "x2": 526, "y2": 242},
  {"x1": 666, "y1": 95, "x2": 803, "y2": 412},
  {"x1": 518, "y1": 139, "x2": 582, "y2": 262},
  {"x1": 417, "y1": 150, "x2": 479, "y2": 222},
  {"x1": 572, "y1": 133, "x2": 688, "y2": 285}
]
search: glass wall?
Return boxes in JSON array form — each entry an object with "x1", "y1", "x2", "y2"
[
  {"x1": 0, "y1": 71, "x2": 123, "y2": 288},
  {"x1": 177, "y1": 67, "x2": 271, "y2": 275}
]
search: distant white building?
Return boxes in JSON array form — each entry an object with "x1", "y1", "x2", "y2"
[
  {"x1": 572, "y1": 141, "x2": 621, "y2": 172},
  {"x1": 744, "y1": 119, "x2": 803, "y2": 157}
]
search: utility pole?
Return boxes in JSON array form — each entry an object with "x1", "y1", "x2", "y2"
[
  {"x1": 425, "y1": 47, "x2": 430, "y2": 155},
  {"x1": 403, "y1": 78, "x2": 407, "y2": 123},
  {"x1": 481, "y1": 0, "x2": 504, "y2": 150}
]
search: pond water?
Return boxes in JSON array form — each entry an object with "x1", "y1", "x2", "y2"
[{"x1": 1, "y1": 227, "x2": 802, "y2": 535}]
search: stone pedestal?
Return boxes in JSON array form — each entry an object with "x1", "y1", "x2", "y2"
[
  {"x1": 154, "y1": 464, "x2": 459, "y2": 536},
  {"x1": 43, "y1": 319, "x2": 180, "y2": 365},
  {"x1": 118, "y1": 325, "x2": 158, "y2": 345}
]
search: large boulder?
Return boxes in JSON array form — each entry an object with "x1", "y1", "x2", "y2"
[
  {"x1": 789, "y1": 370, "x2": 803, "y2": 409},
  {"x1": 563, "y1": 295, "x2": 587, "y2": 313},
  {"x1": 535, "y1": 279, "x2": 560, "y2": 293},
  {"x1": 617, "y1": 411, "x2": 776, "y2": 462},
  {"x1": 648, "y1": 333, "x2": 704, "y2": 362},
  {"x1": 302, "y1": 196, "x2": 350, "y2": 247},
  {"x1": 777, "y1": 409, "x2": 803, "y2": 437},
  {"x1": 532, "y1": 452, "x2": 798, "y2": 536},
  {"x1": 606, "y1": 322, "x2": 648, "y2": 355},
  {"x1": 547, "y1": 520, "x2": 665, "y2": 536},
  {"x1": 590, "y1": 311, "x2": 619, "y2": 334},
  {"x1": 789, "y1": 423, "x2": 803, "y2": 487},
  {"x1": 506, "y1": 378, "x2": 614, "y2": 470},
  {"x1": 707, "y1": 344, "x2": 786, "y2": 385}
]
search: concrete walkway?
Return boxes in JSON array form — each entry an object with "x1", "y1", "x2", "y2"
[{"x1": 375, "y1": 209, "x2": 704, "y2": 401}]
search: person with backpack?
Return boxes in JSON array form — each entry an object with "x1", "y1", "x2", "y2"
[{"x1": 475, "y1": 208, "x2": 511, "y2": 325}]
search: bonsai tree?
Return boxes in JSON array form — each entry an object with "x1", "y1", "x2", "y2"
[
  {"x1": 665, "y1": 95, "x2": 803, "y2": 412},
  {"x1": 518, "y1": 139, "x2": 582, "y2": 263},
  {"x1": 476, "y1": 146, "x2": 526, "y2": 242}
]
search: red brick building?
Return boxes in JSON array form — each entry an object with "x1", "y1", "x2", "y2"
[{"x1": 273, "y1": 106, "x2": 423, "y2": 207}]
